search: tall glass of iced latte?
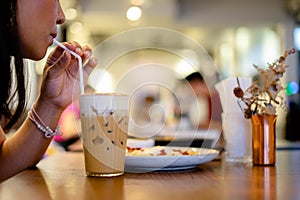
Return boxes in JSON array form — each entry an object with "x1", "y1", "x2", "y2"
[{"x1": 79, "y1": 93, "x2": 130, "y2": 177}]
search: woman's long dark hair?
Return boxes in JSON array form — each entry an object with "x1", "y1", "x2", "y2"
[{"x1": 0, "y1": 0, "x2": 27, "y2": 131}]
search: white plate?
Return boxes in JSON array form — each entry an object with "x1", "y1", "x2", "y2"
[{"x1": 125, "y1": 146, "x2": 219, "y2": 172}]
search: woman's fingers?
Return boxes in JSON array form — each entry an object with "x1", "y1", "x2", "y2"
[
  {"x1": 44, "y1": 41, "x2": 98, "y2": 89},
  {"x1": 83, "y1": 57, "x2": 98, "y2": 80}
]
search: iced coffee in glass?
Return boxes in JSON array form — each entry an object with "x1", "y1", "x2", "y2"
[{"x1": 79, "y1": 93, "x2": 130, "y2": 177}]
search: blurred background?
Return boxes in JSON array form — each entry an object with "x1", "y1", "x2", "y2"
[{"x1": 29, "y1": 0, "x2": 300, "y2": 140}]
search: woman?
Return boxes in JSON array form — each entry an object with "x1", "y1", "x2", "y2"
[{"x1": 0, "y1": 0, "x2": 97, "y2": 182}]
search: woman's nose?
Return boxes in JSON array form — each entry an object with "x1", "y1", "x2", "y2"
[{"x1": 57, "y1": 4, "x2": 66, "y2": 25}]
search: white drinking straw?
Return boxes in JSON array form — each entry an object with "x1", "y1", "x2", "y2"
[{"x1": 53, "y1": 39, "x2": 84, "y2": 95}]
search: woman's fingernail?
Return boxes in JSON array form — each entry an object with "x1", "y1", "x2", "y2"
[
  {"x1": 90, "y1": 57, "x2": 98, "y2": 66},
  {"x1": 84, "y1": 50, "x2": 92, "y2": 58},
  {"x1": 75, "y1": 48, "x2": 82, "y2": 55}
]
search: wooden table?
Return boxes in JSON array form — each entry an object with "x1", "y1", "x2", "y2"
[{"x1": 1, "y1": 150, "x2": 300, "y2": 200}]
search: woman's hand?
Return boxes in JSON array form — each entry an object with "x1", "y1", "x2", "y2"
[{"x1": 38, "y1": 41, "x2": 98, "y2": 110}]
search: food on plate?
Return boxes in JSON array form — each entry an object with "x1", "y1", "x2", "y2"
[{"x1": 126, "y1": 146, "x2": 199, "y2": 156}]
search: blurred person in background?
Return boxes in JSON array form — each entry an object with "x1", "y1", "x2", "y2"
[
  {"x1": 174, "y1": 72, "x2": 223, "y2": 148},
  {"x1": 185, "y1": 72, "x2": 222, "y2": 130}
]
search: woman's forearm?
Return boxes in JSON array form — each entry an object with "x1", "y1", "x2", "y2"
[{"x1": 0, "y1": 100, "x2": 64, "y2": 182}]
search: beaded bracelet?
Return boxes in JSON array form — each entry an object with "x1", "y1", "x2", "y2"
[{"x1": 28, "y1": 106, "x2": 61, "y2": 139}]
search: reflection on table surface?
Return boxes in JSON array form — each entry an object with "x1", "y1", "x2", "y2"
[{"x1": 1, "y1": 149, "x2": 300, "y2": 200}]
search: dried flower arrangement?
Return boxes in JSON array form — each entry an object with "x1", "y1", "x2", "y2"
[{"x1": 233, "y1": 48, "x2": 296, "y2": 119}]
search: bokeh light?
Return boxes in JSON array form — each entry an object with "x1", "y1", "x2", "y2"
[
  {"x1": 126, "y1": 6, "x2": 142, "y2": 21},
  {"x1": 286, "y1": 81, "x2": 299, "y2": 96}
]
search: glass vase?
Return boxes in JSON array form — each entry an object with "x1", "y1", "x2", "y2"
[{"x1": 251, "y1": 114, "x2": 277, "y2": 165}]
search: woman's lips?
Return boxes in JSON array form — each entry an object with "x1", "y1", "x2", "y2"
[{"x1": 51, "y1": 33, "x2": 57, "y2": 39}]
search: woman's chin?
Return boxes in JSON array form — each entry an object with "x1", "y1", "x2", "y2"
[{"x1": 25, "y1": 50, "x2": 47, "y2": 61}]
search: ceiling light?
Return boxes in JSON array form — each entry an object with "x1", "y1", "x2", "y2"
[{"x1": 126, "y1": 6, "x2": 142, "y2": 21}]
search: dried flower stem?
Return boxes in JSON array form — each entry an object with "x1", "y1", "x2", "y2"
[{"x1": 233, "y1": 48, "x2": 296, "y2": 119}]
